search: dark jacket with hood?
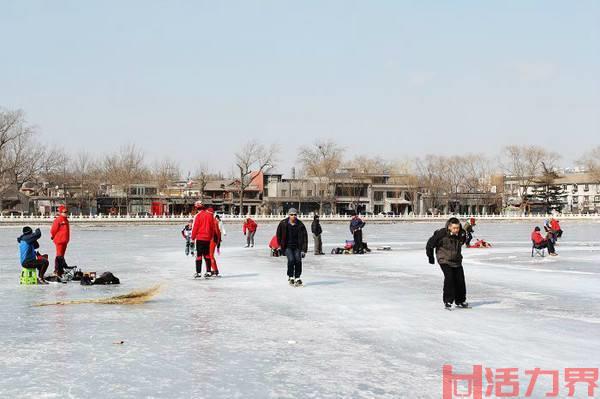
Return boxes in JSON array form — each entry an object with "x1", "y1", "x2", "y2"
[
  {"x1": 311, "y1": 217, "x2": 322, "y2": 236},
  {"x1": 426, "y1": 219, "x2": 466, "y2": 267},
  {"x1": 18, "y1": 228, "x2": 42, "y2": 266},
  {"x1": 277, "y1": 218, "x2": 308, "y2": 252}
]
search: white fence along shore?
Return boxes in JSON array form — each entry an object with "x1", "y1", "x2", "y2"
[{"x1": 1, "y1": 213, "x2": 599, "y2": 225}]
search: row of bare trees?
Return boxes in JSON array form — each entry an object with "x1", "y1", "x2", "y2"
[{"x1": 3, "y1": 107, "x2": 599, "y2": 215}]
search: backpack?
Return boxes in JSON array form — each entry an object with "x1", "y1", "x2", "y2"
[{"x1": 93, "y1": 272, "x2": 120, "y2": 285}]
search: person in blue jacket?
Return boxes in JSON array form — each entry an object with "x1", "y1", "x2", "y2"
[
  {"x1": 18, "y1": 226, "x2": 49, "y2": 284},
  {"x1": 349, "y1": 212, "x2": 366, "y2": 254}
]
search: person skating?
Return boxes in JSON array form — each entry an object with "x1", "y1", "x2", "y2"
[
  {"x1": 426, "y1": 217, "x2": 469, "y2": 309},
  {"x1": 349, "y1": 212, "x2": 366, "y2": 254},
  {"x1": 276, "y1": 208, "x2": 308, "y2": 286},
  {"x1": 18, "y1": 226, "x2": 49, "y2": 284},
  {"x1": 311, "y1": 214, "x2": 325, "y2": 255},
  {"x1": 181, "y1": 219, "x2": 194, "y2": 256},
  {"x1": 50, "y1": 205, "x2": 70, "y2": 278},
  {"x1": 191, "y1": 201, "x2": 216, "y2": 278},
  {"x1": 463, "y1": 218, "x2": 476, "y2": 247},
  {"x1": 207, "y1": 207, "x2": 222, "y2": 277},
  {"x1": 532, "y1": 226, "x2": 557, "y2": 256},
  {"x1": 243, "y1": 217, "x2": 257, "y2": 247},
  {"x1": 215, "y1": 214, "x2": 226, "y2": 237}
]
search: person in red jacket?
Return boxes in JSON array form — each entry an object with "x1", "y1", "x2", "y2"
[
  {"x1": 192, "y1": 201, "x2": 215, "y2": 278},
  {"x1": 50, "y1": 205, "x2": 71, "y2": 277},
  {"x1": 243, "y1": 217, "x2": 257, "y2": 248},
  {"x1": 269, "y1": 235, "x2": 281, "y2": 257},
  {"x1": 550, "y1": 218, "x2": 563, "y2": 238},
  {"x1": 531, "y1": 226, "x2": 557, "y2": 256},
  {"x1": 207, "y1": 208, "x2": 222, "y2": 277}
]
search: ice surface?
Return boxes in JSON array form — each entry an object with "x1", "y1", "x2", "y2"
[{"x1": 1, "y1": 220, "x2": 599, "y2": 398}]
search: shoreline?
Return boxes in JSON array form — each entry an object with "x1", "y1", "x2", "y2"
[{"x1": 1, "y1": 214, "x2": 598, "y2": 226}]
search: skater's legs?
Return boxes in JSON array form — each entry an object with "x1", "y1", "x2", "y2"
[
  {"x1": 454, "y1": 266, "x2": 467, "y2": 304},
  {"x1": 285, "y1": 248, "x2": 295, "y2": 277},
  {"x1": 209, "y1": 241, "x2": 219, "y2": 274},
  {"x1": 440, "y1": 265, "x2": 456, "y2": 304},
  {"x1": 294, "y1": 249, "x2": 302, "y2": 278},
  {"x1": 353, "y1": 230, "x2": 363, "y2": 253},
  {"x1": 313, "y1": 234, "x2": 322, "y2": 255},
  {"x1": 546, "y1": 239, "x2": 556, "y2": 254},
  {"x1": 249, "y1": 231, "x2": 255, "y2": 246},
  {"x1": 196, "y1": 240, "x2": 211, "y2": 274}
]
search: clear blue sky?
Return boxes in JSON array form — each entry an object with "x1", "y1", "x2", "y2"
[{"x1": 1, "y1": 0, "x2": 599, "y2": 176}]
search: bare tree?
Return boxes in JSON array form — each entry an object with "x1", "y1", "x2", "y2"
[
  {"x1": 297, "y1": 140, "x2": 344, "y2": 214},
  {"x1": 71, "y1": 151, "x2": 103, "y2": 213},
  {"x1": 192, "y1": 164, "x2": 212, "y2": 200},
  {"x1": 0, "y1": 108, "x2": 36, "y2": 195},
  {"x1": 578, "y1": 146, "x2": 600, "y2": 183},
  {"x1": 152, "y1": 158, "x2": 181, "y2": 192},
  {"x1": 234, "y1": 140, "x2": 277, "y2": 215},
  {"x1": 103, "y1": 144, "x2": 149, "y2": 214},
  {"x1": 500, "y1": 145, "x2": 560, "y2": 200}
]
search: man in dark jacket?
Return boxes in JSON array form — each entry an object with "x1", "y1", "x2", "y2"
[
  {"x1": 311, "y1": 214, "x2": 325, "y2": 255},
  {"x1": 276, "y1": 208, "x2": 308, "y2": 286},
  {"x1": 349, "y1": 213, "x2": 366, "y2": 254},
  {"x1": 18, "y1": 226, "x2": 49, "y2": 284},
  {"x1": 426, "y1": 217, "x2": 468, "y2": 309}
]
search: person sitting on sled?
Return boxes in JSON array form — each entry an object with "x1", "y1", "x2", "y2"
[
  {"x1": 470, "y1": 239, "x2": 492, "y2": 248},
  {"x1": 269, "y1": 235, "x2": 282, "y2": 257},
  {"x1": 532, "y1": 226, "x2": 557, "y2": 256}
]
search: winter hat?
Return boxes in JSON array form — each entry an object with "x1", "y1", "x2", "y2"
[
  {"x1": 534, "y1": 226, "x2": 541, "y2": 231},
  {"x1": 194, "y1": 200, "x2": 203, "y2": 209},
  {"x1": 288, "y1": 208, "x2": 298, "y2": 215},
  {"x1": 22, "y1": 226, "x2": 33, "y2": 234},
  {"x1": 470, "y1": 218, "x2": 476, "y2": 225},
  {"x1": 58, "y1": 205, "x2": 67, "y2": 213}
]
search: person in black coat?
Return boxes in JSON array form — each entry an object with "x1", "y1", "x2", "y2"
[
  {"x1": 311, "y1": 214, "x2": 325, "y2": 255},
  {"x1": 426, "y1": 217, "x2": 469, "y2": 309},
  {"x1": 276, "y1": 208, "x2": 308, "y2": 285}
]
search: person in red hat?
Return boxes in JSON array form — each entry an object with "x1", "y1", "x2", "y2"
[
  {"x1": 50, "y1": 205, "x2": 70, "y2": 277},
  {"x1": 207, "y1": 207, "x2": 222, "y2": 276},
  {"x1": 191, "y1": 201, "x2": 215, "y2": 278}
]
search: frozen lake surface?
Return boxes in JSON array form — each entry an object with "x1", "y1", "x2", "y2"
[{"x1": 1, "y1": 220, "x2": 599, "y2": 398}]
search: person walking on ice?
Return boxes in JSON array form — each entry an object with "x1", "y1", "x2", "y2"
[
  {"x1": 50, "y1": 205, "x2": 70, "y2": 278},
  {"x1": 181, "y1": 219, "x2": 194, "y2": 256},
  {"x1": 276, "y1": 208, "x2": 308, "y2": 286},
  {"x1": 426, "y1": 217, "x2": 469, "y2": 309},
  {"x1": 191, "y1": 201, "x2": 215, "y2": 278},
  {"x1": 463, "y1": 218, "x2": 476, "y2": 247},
  {"x1": 207, "y1": 207, "x2": 222, "y2": 277},
  {"x1": 349, "y1": 212, "x2": 366, "y2": 254},
  {"x1": 311, "y1": 214, "x2": 325, "y2": 255},
  {"x1": 243, "y1": 217, "x2": 257, "y2": 247}
]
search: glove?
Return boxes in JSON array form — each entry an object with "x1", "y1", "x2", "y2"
[
  {"x1": 301, "y1": 252, "x2": 306, "y2": 258},
  {"x1": 428, "y1": 256, "x2": 435, "y2": 265}
]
